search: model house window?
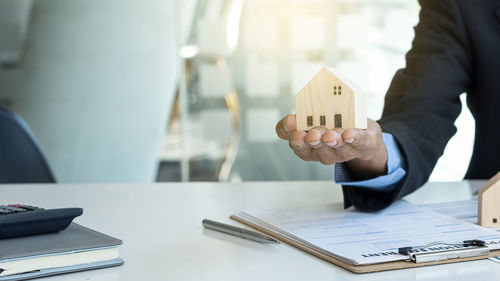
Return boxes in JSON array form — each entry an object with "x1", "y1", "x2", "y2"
[
  {"x1": 334, "y1": 114, "x2": 342, "y2": 128},
  {"x1": 333, "y1": 85, "x2": 342, "y2": 95},
  {"x1": 307, "y1": 115, "x2": 313, "y2": 127},
  {"x1": 320, "y1": 115, "x2": 326, "y2": 126}
]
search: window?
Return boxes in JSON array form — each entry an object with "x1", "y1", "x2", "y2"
[
  {"x1": 333, "y1": 85, "x2": 341, "y2": 95},
  {"x1": 334, "y1": 114, "x2": 342, "y2": 128},
  {"x1": 307, "y1": 115, "x2": 313, "y2": 127},
  {"x1": 320, "y1": 115, "x2": 326, "y2": 126}
]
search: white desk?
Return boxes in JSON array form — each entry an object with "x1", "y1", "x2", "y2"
[{"x1": 1, "y1": 181, "x2": 499, "y2": 281}]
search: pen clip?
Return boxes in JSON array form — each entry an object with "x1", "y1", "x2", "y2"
[
  {"x1": 409, "y1": 246, "x2": 489, "y2": 263},
  {"x1": 398, "y1": 240, "x2": 489, "y2": 263}
]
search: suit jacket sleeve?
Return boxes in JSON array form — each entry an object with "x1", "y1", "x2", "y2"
[{"x1": 342, "y1": 0, "x2": 472, "y2": 211}]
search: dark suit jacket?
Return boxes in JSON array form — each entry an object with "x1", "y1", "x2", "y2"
[{"x1": 343, "y1": 0, "x2": 500, "y2": 211}]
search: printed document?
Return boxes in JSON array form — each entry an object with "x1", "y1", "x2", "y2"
[{"x1": 235, "y1": 201, "x2": 500, "y2": 265}]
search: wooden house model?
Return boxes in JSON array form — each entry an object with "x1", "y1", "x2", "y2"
[
  {"x1": 295, "y1": 67, "x2": 367, "y2": 131},
  {"x1": 478, "y1": 171, "x2": 500, "y2": 227}
]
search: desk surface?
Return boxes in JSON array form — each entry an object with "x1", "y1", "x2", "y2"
[{"x1": 1, "y1": 181, "x2": 498, "y2": 281}]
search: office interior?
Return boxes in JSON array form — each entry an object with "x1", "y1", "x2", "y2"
[{"x1": 0, "y1": 0, "x2": 475, "y2": 184}]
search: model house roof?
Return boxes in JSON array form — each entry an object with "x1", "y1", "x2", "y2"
[
  {"x1": 323, "y1": 67, "x2": 364, "y2": 94},
  {"x1": 295, "y1": 67, "x2": 364, "y2": 98},
  {"x1": 478, "y1": 171, "x2": 500, "y2": 194}
]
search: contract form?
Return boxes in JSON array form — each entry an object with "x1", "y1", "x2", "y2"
[{"x1": 235, "y1": 201, "x2": 500, "y2": 265}]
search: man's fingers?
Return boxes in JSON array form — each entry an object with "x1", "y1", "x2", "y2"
[
  {"x1": 289, "y1": 130, "x2": 308, "y2": 150},
  {"x1": 321, "y1": 130, "x2": 344, "y2": 148},
  {"x1": 305, "y1": 127, "x2": 327, "y2": 148},
  {"x1": 276, "y1": 114, "x2": 296, "y2": 140},
  {"x1": 279, "y1": 117, "x2": 383, "y2": 165},
  {"x1": 341, "y1": 119, "x2": 380, "y2": 149},
  {"x1": 275, "y1": 117, "x2": 288, "y2": 140},
  {"x1": 342, "y1": 129, "x2": 363, "y2": 144},
  {"x1": 289, "y1": 131, "x2": 313, "y2": 160}
]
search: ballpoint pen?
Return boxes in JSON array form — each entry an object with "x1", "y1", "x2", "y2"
[{"x1": 202, "y1": 218, "x2": 280, "y2": 244}]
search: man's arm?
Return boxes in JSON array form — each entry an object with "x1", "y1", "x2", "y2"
[{"x1": 343, "y1": 0, "x2": 471, "y2": 211}]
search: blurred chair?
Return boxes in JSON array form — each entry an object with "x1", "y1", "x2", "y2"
[{"x1": 0, "y1": 106, "x2": 55, "y2": 183}]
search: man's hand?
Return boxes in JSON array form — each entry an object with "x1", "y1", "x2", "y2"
[{"x1": 275, "y1": 114, "x2": 388, "y2": 180}]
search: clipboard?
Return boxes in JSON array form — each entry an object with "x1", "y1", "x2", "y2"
[
  {"x1": 230, "y1": 199, "x2": 500, "y2": 274},
  {"x1": 231, "y1": 214, "x2": 500, "y2": 273}
]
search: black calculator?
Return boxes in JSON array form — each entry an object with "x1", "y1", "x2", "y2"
[{"x1": 0, "y1": 204, "x2": 83, "y2": 239}]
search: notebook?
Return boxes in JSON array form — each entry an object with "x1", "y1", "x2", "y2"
[
  {"x1": 0, "y1": 223, "x2": 123, "y2": 280},
  {"x1": 231, "y1": 201, "x2": 500, "y2": 270}
]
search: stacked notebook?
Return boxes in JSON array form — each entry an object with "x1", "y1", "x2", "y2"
[
  {"x1": 0, "y1": 223, "x2": 123, "y2": 280},
  {"x1": 232, "y1": 201, "x2": 500, "y2": 273}
]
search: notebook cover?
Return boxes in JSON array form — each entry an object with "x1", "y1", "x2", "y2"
[
  {"x1": 0, "y1": 258, "x2": 124, "y2": 281},
  {"x1": 0, "y1": 223, "x2": 122, "y2": 262}
]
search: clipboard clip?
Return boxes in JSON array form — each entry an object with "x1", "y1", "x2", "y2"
[{"x1": 398, "y1": 240, "x2": 489, "y2": 263}]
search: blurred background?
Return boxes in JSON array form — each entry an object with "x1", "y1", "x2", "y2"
[{"x1": 0, "y1": 0, "x2": 474, "y2": 183}]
